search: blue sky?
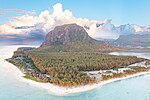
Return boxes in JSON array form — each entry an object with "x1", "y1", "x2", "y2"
[{"x1": 0, "y1": 0, "x2": 150, "y2": 26}]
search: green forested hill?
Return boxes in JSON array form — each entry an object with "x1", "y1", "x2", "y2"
[{"x1": 28, "y1": 51, "x2": 144, "y2": 71}]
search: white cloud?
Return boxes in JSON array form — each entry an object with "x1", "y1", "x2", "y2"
[
  {"x1": 0, "y1": 3, "x2": 120, "y2": 39},
  {"x1": 91, "y1": 19, "x2": 119, "y2": 39},
  {"x1": 1, "y1": 9, "x2": 35, "y2": 15}
]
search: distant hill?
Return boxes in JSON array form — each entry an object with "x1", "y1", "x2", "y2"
[
  {"x1": 113, "y1": 34, "x2": 150, "y2": 47},
  {"x1": 39, "y1": 23, "x2": 118, "y2": 52}
]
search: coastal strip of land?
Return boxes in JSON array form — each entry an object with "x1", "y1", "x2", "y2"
[
  {"x1": 19, "y1": 70, "x2": 150, "y2": 95},
  {"x1": 3, "y1": 46, "x2": 150, "y2": 95}
]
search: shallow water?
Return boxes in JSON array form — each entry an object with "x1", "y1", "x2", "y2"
[{"x1": 0, "y1": 46, "x2": 150, "y2": 100}]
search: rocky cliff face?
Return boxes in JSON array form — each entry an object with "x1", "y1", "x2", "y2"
[
  {"x1": 41, "y1": 23, "x2": 95, "y2": 46},
  {"x1": 39, "y1": 23, "x2": 117, "y2": 52}
]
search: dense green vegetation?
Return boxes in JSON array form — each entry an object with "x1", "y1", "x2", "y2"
[
  {"x1": 7, "y1": 48, "x2": 96, "y2": 86},
  {"x1": 48, "y1": 66, "x2": 95, "y2": 87},
  {"x1": 28, "y1": 51, "x2": 144, "y2": 71},
  {"x1": 7, "y1": 47, "x2": 146, "y2": 87},
  {"x1": 26, "y1": 49, "x2": 144, "y2": 86}
]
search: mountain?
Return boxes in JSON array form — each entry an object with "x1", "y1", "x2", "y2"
[
  {"x1": 90, "y1": 20, "x2": 150, "y2": 39},
  {"x1": 39, "y1": 23, "x2": 118, "y2": 52},
  {"x1": 113, "y1": 34, "x2": 150, "y2": 47},
  {"x1": 116, "y1": 24, "x2": 150, "y2": 35},
  {"x1": 41, "y1": 23, "x2": 93, "y2": 46},
  {"x1": 84, "y1": 19, "x2": 150, "y2": 40}
]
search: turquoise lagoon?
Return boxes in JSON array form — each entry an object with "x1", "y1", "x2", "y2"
[{"x1": 0, "y1": 46, "x2": 150, "y2": 100}]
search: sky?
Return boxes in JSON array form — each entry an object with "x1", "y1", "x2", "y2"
[
  {"x1": 0, "y1": 0, "x2": 150, "y2": 26},
  {"x1": 0, "y1": 0, "x2": 150, "y2": 44}
]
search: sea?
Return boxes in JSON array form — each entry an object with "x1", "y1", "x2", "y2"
[{"x1": 0, "y1": 46, "x2": 150, "y2": 100}]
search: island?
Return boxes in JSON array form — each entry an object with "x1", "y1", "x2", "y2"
[{"x1": 6, "y1": 24, "x2": 150, "y2": 94}]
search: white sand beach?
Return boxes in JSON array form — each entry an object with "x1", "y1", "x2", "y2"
[{"x1": 2, "y1": 45, "x2": 150, "y2": 96}]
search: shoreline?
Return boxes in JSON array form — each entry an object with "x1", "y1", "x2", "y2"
[
  {"x1": 19, "y1": 70, "x2": 150, "y2": 96},
  {"x1": 4, "y1": 46, "x2": 150, "y2": 96}
]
